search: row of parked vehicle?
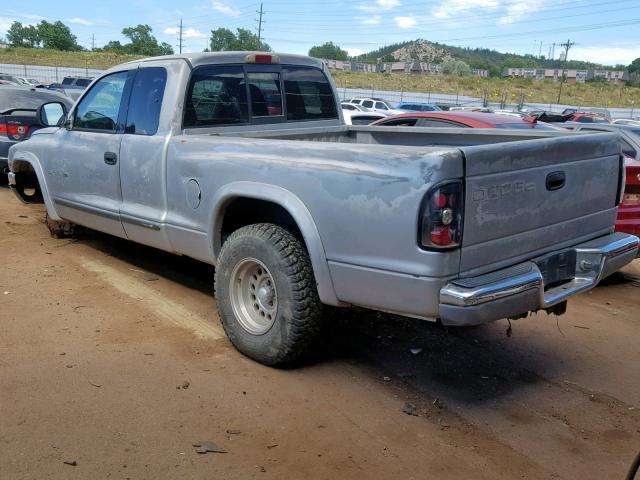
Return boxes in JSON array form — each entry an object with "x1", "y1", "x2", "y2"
[
  {"x1": 0, "y1": 73, "x2": 93, "y2": 100},
  {"x1": 2, "y1": 52, "x2": 639, "y2": 367},
  {"x1": 338, "y1": 99, "x2": 640, "y2": 239}
]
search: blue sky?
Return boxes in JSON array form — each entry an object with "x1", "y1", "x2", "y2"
[{"x1": 1, "y1": 0, "x2": 639, "y2": 66}]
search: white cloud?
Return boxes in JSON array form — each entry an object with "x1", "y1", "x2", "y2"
[
  {"x1": 571, "y1": 46, "x2": 640, "y2": 66},
  {"x1": 432, "y1": 0, "x2": 500, "y2": 19},
  {"x1": 0, "y1": 17, "x2": 12, "y2": 34},
  {"x1": 345, "y1": 47, "x2": 364, "y2": 57},
  {"x1": 394, "y1": 16, "x2": 416, "y2": 28},
  {"x1": 163, "y1": 27, "x2": 206, "y2": 38},
  {"x1": 15, "y1": 13, "x2": 45, "y2": 21},
  {"x1": 357, "y1": 0, "x2": 400, "y2": 13},
  {"x1": 358, "y1": 15, "x2": 382, "y2": 25},
  {"x1": 66, "y1": 17, "x2": 95, "y2": 26},
  {"x1": 498, "y1": 0, "x2": 549, "y2": 24},
  {"x1": 212, "y1": 1, "x2": 241, "y2": 16}
]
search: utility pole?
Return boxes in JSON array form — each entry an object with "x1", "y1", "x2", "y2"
[
  {"x1": 556, "y1": 39, "x2": 575, "y2": 104},
  {"x1": 256, "y1": 3, "x2": 265, "y2": 41},
  {"x1": 538, "y1": 40, "x2": 543, "y2": 59},
  {"x1": 178, "y1": 19, "x2": 184, "y2": 54},
  {"x1": 91, "y1": 34, "x2": 95, "y2": 51}
]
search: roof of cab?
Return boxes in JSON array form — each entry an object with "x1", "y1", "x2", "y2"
[{"x1": 117, "y1": 52, "x2": 325, "y2": 70}]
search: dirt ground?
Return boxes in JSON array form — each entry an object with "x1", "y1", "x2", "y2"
[{"x1": 1, "y1": 186, "x2": 639, "y2": 480}]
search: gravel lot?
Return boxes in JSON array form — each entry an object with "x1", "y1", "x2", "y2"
[{"x1": 1, "y1": 186, "x2": 639, "y2": 479}]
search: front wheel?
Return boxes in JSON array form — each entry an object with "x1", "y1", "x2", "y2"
[{"x1": 214, "y1": 223, "x2": 322, "y2": 366}]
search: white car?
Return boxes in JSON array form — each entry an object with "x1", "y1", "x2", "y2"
[
  {"x1": 348, "y1": 97, "x2": 404, "y2": 115},
  {"x1": 613, "y1": 119, "x2": 640, "y2": 127},
  {"x1": 15, "y1": 77, "x2": 41, "y2": 87},
  {"x1": 341, "y1": 109, "x2": 386, "y2": 125},
  {"x1": 341, "y1": 102, "x2": 368, "y2": 112}
]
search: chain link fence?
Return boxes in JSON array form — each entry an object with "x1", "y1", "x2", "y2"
[
  {"x1": 0, "y1": 63, "x2": 105, "y2": 83},
  {"x1": 339, "y1": 87, "x2": 638, "y2": 120}
]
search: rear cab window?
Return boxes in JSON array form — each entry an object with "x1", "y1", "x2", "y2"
[{"x1": 183, "y1": 64, "x2": 337, "y2": 128}]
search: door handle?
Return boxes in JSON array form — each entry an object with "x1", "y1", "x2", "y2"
[
  {"x1": 104, "y1": 152, "x2": 118, "y2": 165},
  {"x1": 546, "y1": 171, "x2": 565, "y2": 191}
]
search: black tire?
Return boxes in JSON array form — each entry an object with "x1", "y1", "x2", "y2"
[{"x1": 214, "y1": 223, "x2": 322, "y2": 366}]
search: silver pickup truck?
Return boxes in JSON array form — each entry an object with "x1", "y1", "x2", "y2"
[{"x1": 8, "y1": 52, "x2": 639, "y2": 365}]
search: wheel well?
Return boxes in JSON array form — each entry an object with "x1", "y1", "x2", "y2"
[
  {"x1": 10, "y1": 160, "x2": 44, "y2": 204},
  {"x1": 220, "y1": 198, "x2": 303, "y2": 246}
]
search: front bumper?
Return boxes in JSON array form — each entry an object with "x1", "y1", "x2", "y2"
[{"x1": 439, "y1": 232, "x2": 639, "y2": 326}]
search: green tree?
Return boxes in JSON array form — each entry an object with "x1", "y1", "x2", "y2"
[
  {"x1": 37, "y1": 20, "x2": 81, "y2": 51},
  {"x1": 120, "y1": 24, "x2": 173, "y2": 56},
  {"x1": 209, "y1": 28, "x2": 270, "y2": 52},
  {"x1": 101, "y1": 40, "x2": 125, "y2": 53},
  {"x1": 6, "y1": 22, "x2": 40, "y2": 48},
  {"x1": 441, "y1": 58, "x2": 471, "y2": 76},
  {"x1": 628, "y1": 57, "x2": 640, "y2": 74},
  {"x1": 308, "y1": 42, "x2": 348, "y2": 60}
]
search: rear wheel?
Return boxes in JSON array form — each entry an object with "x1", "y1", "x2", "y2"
[{"x1": 214, "y1": 223, "x2": 322, "y2": 366}]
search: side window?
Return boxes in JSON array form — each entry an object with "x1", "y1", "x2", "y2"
[
  {"x1": 382, "y1": 119, "x2": 417, "y2": 126},
  {"x1": 126, "y1": 67, "x2": 167, "y2": 135},
  {"x1": 362, "y1": 100, "x2": 374, "y2": 108},
  {"x1": 375, "y1": 102, "x2": 388, "y2": 110},
  {"x1": 184, "y1": 65, "x2": 248, "y2": 127},
  {"x1": 282, "y1": 67, "x2": 338, "y2": 121},
  {"x1": 73, "y1": 71, "x2": 129, "y2": 132},
  {"x1": 247, "y1": 72, "x2": 282, "y2": 117},
  {"x1": 416, "y1": 119, "x2": 467, "y2": 128}
]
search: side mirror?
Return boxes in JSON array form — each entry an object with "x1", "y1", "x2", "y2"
[{"x1": 37, "y1": 102, "x2": 67, "y2": 127}]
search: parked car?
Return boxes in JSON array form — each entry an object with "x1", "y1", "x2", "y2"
[
  {"x1": 562, "y1": 107, "x2": 611, "y2": 120},
  {"x1": 395, "y1": 102, "x2": 441, "y2": 112},
  {"x1": 0, "y1": 74, "x2": 22, "y2": 85},
  {"x1": 8, "y1": 52, "x2": 638, "y2": 366},
  {"x1": 347, "y1": 97, "x2": 403, "y2": 114},
  {"x1": 341, "y1": 102, "x2": 368, "y2": 112},
  {"x1": 15, "y1": 77, "x2": 41, "y2": 87},
  {"x1": 1, "y1": 86, "x2": 73, "y2": 178},
  {"x1": 341, "y1": 109, "x2": 386, "y2": 125},
  {"x1": 560, "y1": 122, "x2": 640, "y2": 237},
  {"x1": 370, "y1": 111, "x2": 561, "y2": 130},
  {"x1": 570, "y1": 112, "x2": 611, "y2": 124},
  {"x1": 60, "y1": 76, "x2": 94, "y2": 100},
  {"x1": 613, "y1": 119, "x2": 640, "y2": 127}
]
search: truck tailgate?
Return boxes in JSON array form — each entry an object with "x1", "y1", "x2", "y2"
[{"x1": 459, "y1": 132, "x2": 622, "y2": 273}]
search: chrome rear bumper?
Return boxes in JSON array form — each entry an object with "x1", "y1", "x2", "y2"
[{"x1": 439, "y1": 232, "x2": 639, "y2": 326}]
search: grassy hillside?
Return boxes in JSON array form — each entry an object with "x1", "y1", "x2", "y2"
[
  {"x1": 331, "y1": 71, "x2": 640, "y2": 108},
  {"x1": 0, "y1": 47, "x2": 142, "y2": 69}
]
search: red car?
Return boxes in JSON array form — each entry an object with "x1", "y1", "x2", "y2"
[
  {"x1": 370, "y1": 111, "x2": 561, "y2": 130},
  {"x1": 569, "y1": 113, "x2": 611, "y2": 124},
  {"x1": 619, "y1": 157, "x2": 640, "y2": 237}
]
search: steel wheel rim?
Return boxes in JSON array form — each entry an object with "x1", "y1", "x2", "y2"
[{"x1": 229, "y1": 258, "x2": 278, "y2": 335}]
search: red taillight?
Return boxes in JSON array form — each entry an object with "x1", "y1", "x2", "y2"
[
  {"x1": 1, "y1": 122, "x2": 29, "y2": 140},
  {"x1": 420, "y1": 181, "x2": 464, "y2": 249}
]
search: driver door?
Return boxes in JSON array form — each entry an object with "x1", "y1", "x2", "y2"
[{"x1": 47, "y1": 70, "x2": 132, "y2": 237}]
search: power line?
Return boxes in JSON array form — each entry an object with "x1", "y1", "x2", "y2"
[
  {"x1": 557, "y1": 38, "x2": 575, "y2": 104},
  {"x1": 256, "y1": 3, "x2": 265, "y2": 41}
]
